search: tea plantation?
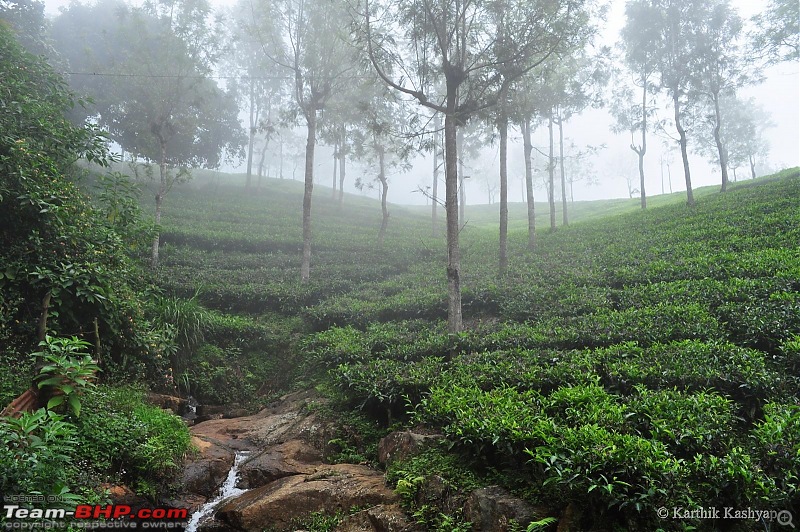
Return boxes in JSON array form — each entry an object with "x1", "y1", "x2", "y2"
[{"x1": 155, "y1": 168, "x2": 799, "y2": 530}]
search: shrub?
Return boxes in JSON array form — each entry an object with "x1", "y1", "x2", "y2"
[
  {"x1": 72, "y1": 386, "x2": 191, "y2": 485},
  {"x1": 0, "y1": 408, "x2": 79, "y2": 501},
  {"x1": 626, "y1": 386, "x2": 736, "y2": 458},
  {"x1": 750, "y1": 402, "x2": 800, "y2": 507}
]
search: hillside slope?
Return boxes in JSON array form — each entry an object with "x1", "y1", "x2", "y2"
[{"x1": 159, "y1": 168, "x2": 799, "y2": 530}]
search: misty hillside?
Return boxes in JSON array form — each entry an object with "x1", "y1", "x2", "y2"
[{"x1": 147, "y1": 168, "x2": 800, "y2": 530}]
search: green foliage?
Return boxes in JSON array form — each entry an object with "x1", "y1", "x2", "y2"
[
  {"x1": 71, "y1": 386, "x2": 191, "y2": 483},
  {"x1": 386, "y1": 447, "x2": 481, "y2": 531},
  {"x1": 34, "y1": 336, "x2": 100, "y2": 416},
  {"x1": 145, "y1": 161, "x2": 798, "y2": 528},
  {"x1": 750, "y1": 402, "x2": 800, "y2": 506},
  {"x1": 0, "y1": 408, "x2": 79, "y2": 501}
]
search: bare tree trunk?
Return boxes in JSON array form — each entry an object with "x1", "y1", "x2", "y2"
[
  {"x1": 332, "y1": 140, "x2": 338, "y2": 198},
  {"x1": 673, "y1": 93, "x2": 694, "y2": 206},
  {"x1": 445, "y1": 105, "x2": 462, "y2": 334},
  {"x1": 749, "y1": 154, "x2": 756, "y2": 179},
  {"x1": 638, "y1": 81, "x2": 647, "y2": 209},
  {"x1": 377, "y1": 145, "x2": 389, "y2": 247},
  {"x1": 548, "y1": 114, "x2": 556, "y2": 231},
  {"x1": 498, "y1": 108, "x2": 509, "y2": 275},
  {"x1": 152, "y1": 137, "x2": 168, "y2": 269},
  {"x1": 712, "y1": 91, "x2": 729, "y2": 192},
  {"x1": 558, "y1": 116, "x2": 568, "y2": 226},
  {"x1": 246, "y1": 80, "x2": 256, "y2": 190},
  {"x1": 521, "y1": 118, "x2": 536, "y2": 250},
  {"x1": 432, "y1": 114, "x2": 440, "y2": 236},
  {"x1": 300, "y1": 110, "x2": 317, "y2": 282},
  {"x1": 36, "y1": 291, "x2": 52, "y2": 344},
  {"x1": 457, "y1": 128, "x2": 465, "y2": 224},
  {"x1": 257, "y1": 139, "x2": 268, "y2": 181},
  {"x1": 338, "y1": 149, "x2": 346, "y2": 206}
]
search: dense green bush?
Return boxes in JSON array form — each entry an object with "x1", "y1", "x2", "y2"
[{"x1": 72, "y1": 386, "x2": 191, "y2": 487}]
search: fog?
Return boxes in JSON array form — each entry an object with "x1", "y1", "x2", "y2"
[{"x1": 42, "y1": 0, "x2": 799, "y2": 206}]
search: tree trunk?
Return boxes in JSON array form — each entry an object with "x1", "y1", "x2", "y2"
[
  {"x1": 257, "y1": 138, "x2": 269, "y2": 181},
  {"x1": 638, "y1": 81, "x2": 647, "y2": 209},
  {"x1": 332, "y1": 140, "x2": 338, "y2": 198},
  {"x1": 445, "y1": 104, "x2": 462, "y2": 334},
  {"x1": 300, "y1": 110, "x2": 316, "y2": 282},
  {"x1": 749, "y1": 154, "x2": 756, "y2": 179},
  {"x1": 377, "y1": 145, "x2": 389, "y2": 247},
  {"x1": 338, "y1": 148, "x2": 346, "y2": 206},
  {"x1": 457, "y1": 128, "x2": 466, "y2": 224},
  {"x1": 558, "y1": 116, "x2": 568, "y2": 226},
  {"x1": 521, "y1": 118, "x2": 536, "y2": 250},
  {"x1": 548, "y1": 114, "x2": 556, "y2": 231},
  {"x1": 432, "y1": 114, "x2": 440, "y2": 236},
  {"x1": 712, "y1": 91, "x2": 729, "y2": 192},
  {"x1": 673, "y1": 93, "x2": 694, "y2": 206},
  {"x1": 152, "y1": 137, "x2": 168, "y2": 269},
  {"x1": 498, "y1": 108, "x2": 509, "y2": 275},
  {"x1": 246, "y1": 80, "x2": 256, "y2": 190}
]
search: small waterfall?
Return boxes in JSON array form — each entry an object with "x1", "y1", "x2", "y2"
[{"x1": 185, "y1": 450, "x2": 250, "y2": 531}]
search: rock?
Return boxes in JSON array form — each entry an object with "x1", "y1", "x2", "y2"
[
  {"x1": 335, "y1": 504, "x2": 423, "y2": 532},
  {"x1": 463, "y1": 486, "x2": 540, "y2": 532},
  {"x1": 147, "y1": 392, "x2": 188, "y2": 414},
  {"x1": 180, "y1": 435, "x2": 236, "y2": 498},
  {"x1": 103, "y1": 484, "x2": 152, "y2": 510},
  {"x1": 239, "y1": 440, "x2": 322, "y2": 489},
  {"x1": 377, "y1": 431, "x2": 441, "y2": 467},
  {"x1": 223, "y1": 407, "x2": 249, "y2": 419},
  {"x1": 216, "y1": 464, "x2": 398, "y2": 531},
  {"x1": 197, "y1": 405, "x2": 227, "y2": 417}
]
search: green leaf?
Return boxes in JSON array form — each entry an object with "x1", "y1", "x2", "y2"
[
  {"x1": 47, "y1": 395, "x2": 65, "y2": 410},
  {"x1": 68, "y1": 395, "x2": 81, "y2": 417}
]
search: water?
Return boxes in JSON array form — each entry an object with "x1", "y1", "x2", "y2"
[{"x1": 185, "y1": 450, "x2": 251, "y2": 532}]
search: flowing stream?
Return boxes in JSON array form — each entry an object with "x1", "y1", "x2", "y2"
[{"x1": 185, "y1": 450, "x2": 251, "y2": 532}]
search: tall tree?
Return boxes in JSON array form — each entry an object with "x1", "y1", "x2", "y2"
[
  {"x1": 637, "y1": 0, "x2": 708, "y2": 206},
  {"x1": 691, "y1": 0, "x2": 748, "y2": 192},
  {"x1": 51, "y1": 0, "x2": 244, "y2": 268},
  {"x1": 361, "y1": 0, "x2": 588, "y2": 331},
  {"x1": 352, "y1": 85, "x2": 413, "y2": 247},
  {"x1": 694, "y1": 93, "x2": 772, "y2": 180},
  {"x1": 226, "y1": 0, "x2": 286, "y2": 190},
  {"x1": 264, "y1": 0, "x2": 355, "y2": 282},
  {"x1": 616, "y1": 0, "x2": 662, "y2": 209}
]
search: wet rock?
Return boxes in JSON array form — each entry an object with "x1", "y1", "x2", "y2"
[
  {"x1": 239, "y1": 440, "x2": 322, "y2": 489},
  {"x1": 216, "y1": 464, "x2": 398, "y2": 531},
  {"x1": 463, "y1": 485, "x2": 539, "y2": 532},
  {"x1": 181, "y1": 435, "x2": 236, "y2": 498},
  {"x1": 335, "y1": 504, "x2": 423, "y2": 532},
  {"x1": 377, "y1": 431, "x2": 441, "y2": 467},
  {"x1": 146, "y1": 392, "x2": 188, "y2": 414}
]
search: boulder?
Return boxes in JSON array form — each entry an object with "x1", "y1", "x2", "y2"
[
  {"x1": 463, "y1": 486, "x2": 540, "y2": 532},
  {"x1": 377, "y1": 431, "x2": 441, "y2": 467},
  {"x1": 239, "y1": 439, "x2": 322, "y2": 489},
  {"x1": 180, "y1": 435, "x2": 236, "y2": 498},
  {"x1": 216, "y1": 464, "x2": 398, "y2": 531},
  {"x1": 335, "y1": 504, "x2": 423, "y2": 532},
  {"x1": 146, "y1": 392, "x2": 188, "y2": 414}
]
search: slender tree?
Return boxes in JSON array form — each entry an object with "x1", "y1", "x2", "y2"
[
  {"x1": 263, "y1": 0, "x2": 356, "y2": 282},
  {"x1": 361, "y1": 0, "x2": 588, "y2": 330}
]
